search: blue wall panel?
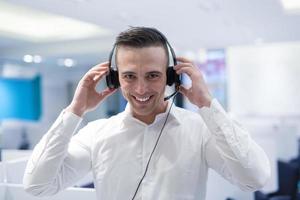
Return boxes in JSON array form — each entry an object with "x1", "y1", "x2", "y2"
[{"x1": 0, "y1": 75, "x2": 42, "y2": 121}]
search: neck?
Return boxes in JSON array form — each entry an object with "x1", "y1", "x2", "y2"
[{"x1": 133, "y1": 102, "x2": 168, "y2": 125}]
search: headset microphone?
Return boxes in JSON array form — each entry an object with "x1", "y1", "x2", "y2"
[{"x1": 164, "y1": 85, "x2": 180, "y2": 101}]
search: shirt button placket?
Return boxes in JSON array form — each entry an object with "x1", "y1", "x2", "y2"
[{"x1": 141, "y1": 126, "x2": 149, "y2": 200}]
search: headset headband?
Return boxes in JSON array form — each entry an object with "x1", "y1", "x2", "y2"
[{"x1": 106, "y1": 28, "x2": 181, "y2": 90}]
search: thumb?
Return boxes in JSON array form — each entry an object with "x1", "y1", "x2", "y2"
[{"x1": 97, "y1": 88, "x2": 117, "y2": 101}]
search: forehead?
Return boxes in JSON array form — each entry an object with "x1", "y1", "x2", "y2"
[{"x1": 116, "y1": 46, "x2": 168, "y2": 72}]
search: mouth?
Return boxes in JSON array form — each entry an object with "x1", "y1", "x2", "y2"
[{"x1": 132, "y1": 95, "x2": 153, "y2": 103}]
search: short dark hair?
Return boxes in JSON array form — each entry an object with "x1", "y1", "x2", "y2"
[
  {"x1": 115, "y1": 26, "x2": 168, "y2": 50},
  {"x1": 114, "y1": 26, "x2": 169, "y2": 67}
]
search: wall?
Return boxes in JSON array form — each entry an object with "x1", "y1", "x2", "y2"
[{"x1": 227, "y1": 41, "x2": 300, "y2": 117}]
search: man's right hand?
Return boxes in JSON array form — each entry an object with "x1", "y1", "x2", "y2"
[{"x1": 65, "y1": 62, "x2": 117, "y2": 117}]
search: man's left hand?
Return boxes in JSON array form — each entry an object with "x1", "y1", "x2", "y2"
[{"x1": 174, "y1": 57, "x2": 212, "y2": 108}]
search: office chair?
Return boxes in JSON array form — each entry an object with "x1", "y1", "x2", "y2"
[
  {"x1": 255, "y1": 160, "x2": 300, "y2": 200},
  {"x1": 270, "y1": 196, "x2": 291, "y2": 200},
  {"x1": 80, "y1": 182, "x2": 94, "y2": 188}
]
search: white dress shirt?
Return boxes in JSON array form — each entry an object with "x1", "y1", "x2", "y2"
[{"x1": 23, "y1": 99, "x2": 270, "y2": 200}]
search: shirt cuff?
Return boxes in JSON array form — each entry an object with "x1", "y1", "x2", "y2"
[{"x1": 63, "y1": 110, "x2": 83, "y2": 122}]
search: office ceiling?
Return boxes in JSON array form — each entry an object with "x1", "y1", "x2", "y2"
[{"x1": 0, "y1": 0, "x2": 300, "y2": 64}]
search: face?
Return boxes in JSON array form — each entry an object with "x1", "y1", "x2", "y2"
[{"x1": 116, "y1": 45, "x2": 168, "y2": 124}]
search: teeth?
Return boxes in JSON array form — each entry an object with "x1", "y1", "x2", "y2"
[{"x1": 135, "y1": 96, "x2": 150, "y2": 102}]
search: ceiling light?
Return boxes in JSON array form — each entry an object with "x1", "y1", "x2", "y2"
[
  {"x1": 58, "y1": 58, "x2": 76, "y2": 67},
  {"x1": 0, "y1": 2, "x2": 111, "y2": 42},
  {"x1": 64, "y1": 59, "x2": 75, "y2": 67},
  {"x1": 33, "y1": 55, "x2": 42, "y2": 63},
  {"x1": 23, "y1": 55, "x2": 33, "y2": 63},
  {"x1": 23, "y1": 54, "x2": 42, "y2": 63}
]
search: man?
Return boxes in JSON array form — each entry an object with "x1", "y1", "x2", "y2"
[{"x1": 23, "y1": 27, "x2": 270, "y2": 200}]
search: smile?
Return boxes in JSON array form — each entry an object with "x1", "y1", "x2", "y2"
[{"x1": 133, "y1": 95, "x2": 152, "y2": 102}]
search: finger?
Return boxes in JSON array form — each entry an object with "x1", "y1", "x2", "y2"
[
  {"x1": 83, "y1": 69, "x2": 107, "y2": 82},
  {"x1": 83, "y1": 62, "x2": 110, "y2": 82},
  {"x1": 176, "y1": 57, "x2": 193, "y2": 63},
  {"x1": 93, "y1": 70, "x2": 108, "y2": 82},
  {"x1": 174, "y1": 62, "x2": 194, "y2": 71},
  {"x1": 97, "y1": 88, "x2": 117, "y2": 100},
  {"x1": 86, "y1": 71, "x2": 108, "y2": 89},
  {"x1": 175, "y1": 65, "x2": 195, "y2": 76},
  {"x1": 174, "y1": 62, "x2": 193, "y2": 68},
  {"x1": 89, "y1": 63, "x2": 109, "y2": 73},
  {"x1": 86, "y1": 62, "x2": 110, "y2": 74},
  {"x1": 95, "y1": 61, "x2": 109, "y2": 67}
]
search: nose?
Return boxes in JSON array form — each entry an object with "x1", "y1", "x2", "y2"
[{"x1": 135, "y1": 78, "x2": 147, "y2": 95}]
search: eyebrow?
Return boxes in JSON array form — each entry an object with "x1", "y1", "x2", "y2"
[
  {"x1": 121, "y1": 71, "x2": 163, "y2": 75},
  {"x1": 146, "y1": 71, "x2": 163, "y2": 75},
  {"x1": 121, "y1": 71, "x2": 135, "y2": 75}
]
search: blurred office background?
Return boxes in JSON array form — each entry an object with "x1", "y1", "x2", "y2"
[{"x1": 1, "y1": 0, "x2": 300, "y2": 199}]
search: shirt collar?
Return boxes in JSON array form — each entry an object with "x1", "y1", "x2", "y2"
[{"x1": 123, "y1": 100, "x2": 181, "y2": 126}]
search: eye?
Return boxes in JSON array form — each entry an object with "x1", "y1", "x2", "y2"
[
  {"x1": 123, "y1": 74, "x2": 136, "y2": 80},
  {"x1": 147, "y1": 73, "x2": 160, "y2": 80}
]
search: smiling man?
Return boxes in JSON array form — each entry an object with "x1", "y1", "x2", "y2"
[
  {"x1": 117, "y1": 45, "x2": 169, "y2": 124},
  {"x1": 23, "y1": 27, "x2": 271, "y2": 200}
]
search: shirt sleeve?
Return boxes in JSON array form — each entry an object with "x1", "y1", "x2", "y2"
[
  {"x1": 198, "y1": 99, "x2": 271, "y2": 191},
  {"x1": 23, "y1": 110, "x2": 92, "y2": 197}
]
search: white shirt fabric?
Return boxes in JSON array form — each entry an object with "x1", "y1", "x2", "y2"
[{"x1": 23, "y1": 99, "x2": 270, "y2": 200}]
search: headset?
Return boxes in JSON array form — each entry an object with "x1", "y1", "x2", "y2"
[{"x1": 105, "y1": 28, "x2": 181, "y2": 101}]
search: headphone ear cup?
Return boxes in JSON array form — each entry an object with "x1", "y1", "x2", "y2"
[
  {"x1": 166, "y1": 67, "x2": 181, "y2": 86},
  {"x1": 174, "y1": 71, "x2": 181, "y2": 86},
  {"x1": 166, "y1": 67, "x2": 175, "y2": 86},
  {"x1": 106, "y1": 69, "x2": 120, "y2": 89}
]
